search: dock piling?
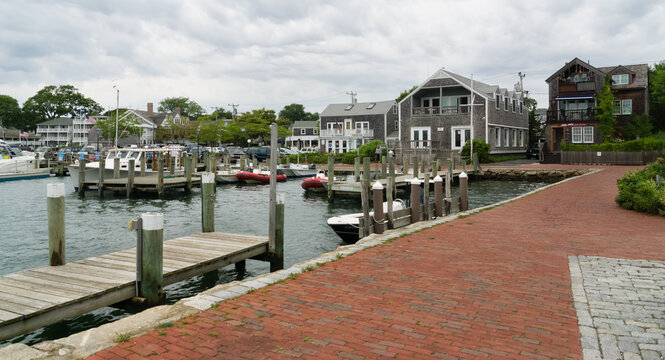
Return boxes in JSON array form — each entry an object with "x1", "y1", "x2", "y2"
[
  {"x1": 98, "y1": 155, "x2": 105, "y2": 197},
  {"x1": 113, "y1": 157, "x2": 120, "y2": 179},
  {"x1": 47, "y1": 183, "x2": 66, "y2": 266},
  {"x1": 381, "y1": 155, "x2": 387, "y2": 179},
  {"x1": 354, "y1": 157, "x2": 360, "y2": 183},
  {"x1": 372, "y1": 181, "x2": 384, "y2": 234},
  {"x1": 410, "y1": 177, "x2": 421, "y2": 223},
  {"x1": 327, "y1": 156, "x2": 334, "y2": 203},
  {"x1": 434, "y1": 175, "x2": 443, "y2": 217},
  {"x1": 202, "y1": 172, "x2": 215, "y2": 232},
  {"x1": 445, "y1": 170, "x2": 452, "y2": 215},
  {"x1": 157, "y1": 154, "x2": 164, "y2": 199},
  {"x1": 185, "y1": 155, "x2": 192, "y2": 194},
  {"x1": 424, "y1": 173, "x2": 430, "y2": 220},
  {"x1": 127, "y1": 158, "x2": 135, "y2": 198},
  {"x1": 360, "y1": 179, "x2": 371, "y2": 238},
  {"x1": 269, "y1": 123, "x2": 284, "y2": 271},
  {"x1": 34, "y1": 154, "x2": 39, "y2": 169},
  {"x1": 412, "y1": 156, "x2": 419, "y2": 179},
  {"x1": 140, "y1": 212, "x2": 165, "y2": 305},
  {"x1": 78, "y1": 159, "x2": 86, "y2": 197},
  {"x1": 459, "y1": 172, "x2": 469, "y2": 211},
  {"x1": 387, "y1": 156, "x2": 395, "y2": 227},
  {"x1": 140, "y1": 154, "x2": 146, "y2": 176}
]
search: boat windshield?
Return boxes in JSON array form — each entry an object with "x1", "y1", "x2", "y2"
[
  {"x1": 127, "y1": 151, "x2": 141, "y2": 159},
  {"x1": 1, "y1": 146, "x2": 12, "y2": 159},
  {"x1": 116, "y1": 151, "x2": 130, "y2": 159}
]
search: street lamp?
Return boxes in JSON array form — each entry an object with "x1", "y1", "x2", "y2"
[{"x1": 113, "y1": 85, "x2": 119, "y2": 148}]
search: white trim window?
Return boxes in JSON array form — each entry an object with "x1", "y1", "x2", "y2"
[
  {"x1": 451, "y1": 126, "x2": 471, "y2": 150},
  {"x1": 495, "y1": 94, "x2": 500, "y2": 109},
  {"x1": 519, "y1": 130, "x2": 524, "y2": 147},
  {"x1": 300, "y1": 128, "x2": 306, "y2": 135},
  {"x1": 519, "y1": 101, "x2": 523, "y2": 114},
  {"x1": 612, "y1": 74, "x2": 629, "y2": 85},
  {"x1": 355, "y1": 121, "x2": 369, "y2": 135},
  {"x1": 512, "y1": 99, "x2": 516, "y2": 112},
  {"x1": 504, "y1": 97, "x2": 509, "y2": 111},
  {"x1": 583, "y1": 126, "x2": 593, "y2": 143},
  {"x1": 411, "y1": 126, "x2": 430, "y2": 149},
  {"x1": 572, "y1": 127, "x2": 583, "y2": 143},
  {"x1": 495, "y1": 128, "x2": 501, "y2": 147},
  {"x1": 504, "y1": 128, "x2": 510, "y2": 147},
  {"x1": 512, "y1": 129, "x2": 517, "y2": 146},
  {"x1": 612, "y1": 99, "x2": 632, "y2": 115}
]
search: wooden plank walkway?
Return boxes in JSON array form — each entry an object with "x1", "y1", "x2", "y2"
[
  {"x1": 0, "y1": 232, "x2": 268, "y2": 341},
  {"x1": 328, "y1": 170, "x2": 469, "y2": 197},
  {"x1": 83, "y1": 175, "x2": 202, "y2": 193}
]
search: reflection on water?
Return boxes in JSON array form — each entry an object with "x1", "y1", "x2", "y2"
[{"x1": 0, "y1": 175, "x2": 549, "y2": 347}]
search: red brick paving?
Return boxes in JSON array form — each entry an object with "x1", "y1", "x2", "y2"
[{"x1": 88, "y1": 165, "x2": 665, "y2": 359}]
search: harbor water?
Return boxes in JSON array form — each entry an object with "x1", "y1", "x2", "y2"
[{"x1": 0, "y1": 174, "x2": 550, "y2": 347}]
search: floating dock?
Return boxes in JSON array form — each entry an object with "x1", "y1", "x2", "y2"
[{"x1": 0, "y1": 232, "x2": 268, "y2": 341}]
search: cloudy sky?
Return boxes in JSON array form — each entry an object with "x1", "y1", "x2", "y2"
[{"x1": 1, "y1": 0, "x2": 663, "y2": 116}]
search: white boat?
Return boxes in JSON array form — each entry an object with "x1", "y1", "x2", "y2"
[
  {"x1": 327, "y1": 200, "x2": 406, "y2": 243},
  {"x1": 216, "y1": 169, "x2": 240, "y2": 184},
  {"x1": 0, "y1": 143, "x2": 50, "y2": 182},
  {"x1": 288, "y1": 163, "x2": 318, "y2": 177},
  {"x1": 67, "y1": 145, "x2": 185, "y2": 191}
]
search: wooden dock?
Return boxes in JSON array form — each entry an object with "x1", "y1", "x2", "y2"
[
  {"x1": 0, "y1": 232, "x2": 268, "y2": 341},
  {"x1": 327, "y1": 170, "x2": 469, "y2": 197},
  {"x1": 85, "y1": 175, "x2": 202, "y2": 194}
]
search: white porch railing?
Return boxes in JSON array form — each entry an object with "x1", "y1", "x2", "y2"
[{"x1": 319, "y1": 128, "x2": 374, "y2": 138}]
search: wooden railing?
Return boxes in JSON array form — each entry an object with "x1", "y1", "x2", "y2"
[
  {"x1": 561, "y1": 151, "x2": 662, "y2": 165},
  {"x1": 413, "y1": 106, "x2": 468, "y2": 116},
  {"x1": 547, "y1": 109, "x2": 598, "y2": 123}
]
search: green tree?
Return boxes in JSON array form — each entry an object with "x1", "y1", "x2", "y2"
[
  {"x1": 231, "y1": 108, "x2": 291, "y2": 145},
  {"x1": 525, "y1": 96, "x2": 542, "y2": 144},
  {"x1": 278, "y1": 103, "x2": 319, "y2": 124},
  {"x1": 0, "y1": 95, "x2": 22, "y2": 130},
  {"x1": 649, "y1": 61, "x2": 665, "y2": 132},
  {"x1": 94, "y1": 111, "x2": 141, "y2": 141},
  {"x1": 158, "y1": 97, "x2": 205, "y2": 119},
  {"x1": 156, "y1": 117, "x2": 197, "y2": 143},
  {"x1": 595, "y1": 76, "x2": 616, "y2": 142},
  {"x1": 194, "y1": 119, "x2": 225, "y2": 145},
  {"x1": 395, "y1": 85, "x2": 417, "y2": 103},
  {"x1": 22, "y1": 85, "x2": 104, "y2": 130},
  {"x1": 623, "y1": 114, "x2": 653, "y2": 140}
]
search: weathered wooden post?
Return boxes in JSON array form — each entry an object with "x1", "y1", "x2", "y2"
[
  {"x1": 448, "y1": 157, "x2": 454, "y2": 178},
  {"x1": 430, "y1": 161, "x2": 436, "y2": 177},
  {"x1": 224, "y1": 154, "x2": 230, "y2": 170},
  {"x1": 34, "y1": 153, "x2": 39, "y2": 169},
  {"x1": 140, "y1": 212, "x2": 164, "y2": 305},
  {"x1": 113, "y1": 157, "x2": 120, "y2": 179},
  {"x1": 472, "y1": 153, "x2": 479, "y2": 173},
  {"x1": 381, "y1": 155, "x2": 387, "y2": 179},
  {"x1": 410, "y1": 177, "x2": 421, "y2": 224},
  {"x1": 269, "y1": 123, "x2": 284, "y2": 272},
  {"x1": 372, "y1": 181, "x2": 385, "y2": 234},
  {"x1": 327, "y1": 156, "x2": 334, "y2": 203},
  {"x1": 459, "y1": 172, "x2": 468, "y2": 211},
  {"x1": 140, "y1": 154, "x2": 146, "y2": 177},
  {"x1": 434, "y1": 175, "x2": 443, "y2": 217},
  {"x1": 127, "y1": 158, "x2": 135, "y2": 198},
  {"x1": 170, "y1": 155, "x2": 175, "y2": 175},
  {"x1": 421, "y1": 159, "x2": 426, "y2": 175},
  {"x1": 78, "y1": 158, "x2": 86, "y2": 197},
  {"x1": 462, "y1": 159, "x2": 467, "y2": 173},
  {"x1": 412, "y1": 156, "x2": 419, "y2": 179},
  {"x1": 184, "y1": 154, "x2": 192, "y2": 194},
  {"x1": 436, "y1": 159, "x2": 441, "y2": 177},
  {"x1": 98, "y1": 155, "x2": 105, "y2": 197},
  {"x1": 445, "y1": 170, "x2": 452, "y2": 215},
  {"x1": 47, "y1": 183, "x2": 65, "y2": 266},
  {"x1": 201, "y1": 172, "x2": 215, "y2": 232},
  {"x1": 354, "y1": 157, "x2": 360, "y2": 182},
  {"x1": 360, "y1": 179, "x2": 371, "y2": 238},
  {"x1": 423, "y1": 173, "x2": 430, "y2": 220},
  {"x1": 157, "y1": 154, "x2": 164, "y2": 199}
]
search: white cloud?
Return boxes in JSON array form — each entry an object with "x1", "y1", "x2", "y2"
[{"x1": 0, "y1": 0, "x2": 663, "y2": 114}]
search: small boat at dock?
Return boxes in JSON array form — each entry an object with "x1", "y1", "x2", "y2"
[
  {"x1": 327, "y1": 200, "x2": 406, "y2": 243},
  {"x1": 0, "y1": 143, "x2": 51, "y2": 182},
  {"x1": 236, "y1": 169, "x2": 287, "y2": 184},
  {"x1": 301, "y1": 170, "x2": 328, "y2": 192}
]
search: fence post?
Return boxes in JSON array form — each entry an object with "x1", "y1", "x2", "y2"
[
  {"x1": 140, "y1": 212, "x2": 164, "y2": 305},
  {"x1": 372, "y1": 181, "x2": 385, "y2": 234},
  {"x1": 434, "y1": 175, "x2": 443, "y2": 217},
  {"x1": 410, "y1": 178, "x2": 421, "y2": 224},
  {"x1": 327, "y1": 156, "x2": 334, "y2": 203},
  {"x1": 47, "y1": 183, "x2": 65, "y2": 266},
  {"x1": 78, "y1": 158, "x2": 86, "y2": 197},
  {"x1": 202, "y1": 172, "x2": 215, "y2": 232},
  {"x1": 459, "y1": 172, "x2": 468, "y2": 211},
  {"x1": 98, "y1": 155, "x2": 105, "y2": 197},
  {"x1": 127, "y1": 158, "x2": 135, "y2": 198}
]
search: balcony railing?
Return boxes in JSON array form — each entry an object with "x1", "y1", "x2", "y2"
[
  {"x1": 319, "y1": 128, "x2": 374, "y2": 138},
  {"x1": 546, "y1": 109, "x2": 599, "y2": 123},
  {"x1": 412, "y1": 106, "x2": 468, "y2": 116}
]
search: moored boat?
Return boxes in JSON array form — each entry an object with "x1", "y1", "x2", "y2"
[
  {"x1": 0, "y1": 143, "x2": 49, "y2": 182},
  {"x1": 301, "y1": 170, "x2": 327, "y2": 192},
  {"x1": 327, "y1": 200, "x2": 406, "y2": 243},
  {"x1": 236, "y1": 170, "x2": 287, "y2": 184}
]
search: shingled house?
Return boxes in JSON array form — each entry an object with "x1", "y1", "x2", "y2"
[
  {"x1": 398, "y1": 68, "x2": 528, "y2": 161},
  {"x1": 543, "y1": 58, "x2": 649, "y2": 162}
]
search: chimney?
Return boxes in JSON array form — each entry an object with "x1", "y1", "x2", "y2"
[
  {"x1": 175, "y1": 107, "x2": 181, "y2": 115},
  {"x1": 147, "y1": 102, "x2": 154, "y2": 116}
]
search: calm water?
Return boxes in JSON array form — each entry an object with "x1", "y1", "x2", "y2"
[{"x1": 0, "y1": 174, "x2": 549, "y2": 346}]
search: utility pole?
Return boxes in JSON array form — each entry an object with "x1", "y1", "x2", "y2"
[
  {"x1": 113, "y1": 85, "x2": 119, "y2": 148},
  {"x1": 518, "y1": 72, "x2": 526, "y2": 94},
  {"x1": 346, "y1": 91, "x2": 357, "y2": 104},
  {"x1": 228, "y1": 103, "x2": 239, "y2": 120}
]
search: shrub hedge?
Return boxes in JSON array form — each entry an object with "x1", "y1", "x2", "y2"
[
  {"x1": 461, "y1": 140, "x2": 491, "y2": 163},
  {"x1": 561, "y1": 137, "x2": 665, "y2": 152},
  {"x1": 615, "y1": 158, "x2": 665, "y2": 216}
]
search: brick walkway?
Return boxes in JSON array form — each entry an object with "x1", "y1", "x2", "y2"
[{"x1": 88, "y1": 165, "x2": 665, "y2": 359}]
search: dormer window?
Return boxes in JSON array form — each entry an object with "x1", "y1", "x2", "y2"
[
  {"x1": 612, "y1": 74, "x2": 629, "y2": 85},
  {"x1": 345, "y1": 104, "x2": 354, "y2": 111},
  {"x1": 366, "y1": 103, "x2": 376, "y2": 110}
]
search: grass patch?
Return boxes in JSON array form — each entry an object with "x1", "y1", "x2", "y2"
[
  {"x1": 489, "y1": 154, "x2": 526, "y2": 162},
  {"x1": 303, "y1": 265, "x2": 315, "y2": 272},
  {"x1": 157, "y1": 330, "x2": 166, "y2": 336},
  {"x1": 208, "y1": 333, "x2": 219, "y2": 338},
  {"x1": 113, "y1": 332, "x2": 131, "y2": 343},
  {"x1": 210, "y1": 303, "x2": 219, "y2": 309},
  {"x1": 288, "y1": 273, "x2": 298, "y2": 280},
  {"x1": 155, "y1": 322, "x2": 174, "y2": 329}
]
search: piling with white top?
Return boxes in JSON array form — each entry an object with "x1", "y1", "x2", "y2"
[
  {"x1": 47, "y1": 183, "x2": 65, "y2": 266},
  {"x1": 459, "y1": 172, "x2": 468, "y2": 211},
  {"x1": 140, "y1": 212, "x2": 164, "y2": 305},
  {"x1": 184, "y1": 154, "x2": 193, "y2": 194},
  {"x1": 423, "y1": 173, "x2": 430, "y2": 220},
  {"x1": 372, "y1": 181, "x2": 385, "y2": 234},
  {"x1": 434, "y1": 175, "x2": 443, "y2": 217},
  {"x1": 410, "y1": 177, "x2": 421, "y2": 224},
  {"x1": 78, "y1": 159, "x2": 86, "y2": 197},
  {"x1": 98, "y1": 155, "x2": 105, "y2": 197},
  {"x1": 268, "y1": 123, "x2": 284, "y2": 271},
  {"x1": 127, "y1": 158, "x2": 135, "y2": 198},
  {"x1": 201, "y1": 172, "x2": 215, "y2": 233},
  {"x1": 113, "y1": 157, "x2": 120, "y2": 179}
]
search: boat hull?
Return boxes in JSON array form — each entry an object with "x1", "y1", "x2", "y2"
[
  {"x1": 301, "y1": 177, "x2": 327, "y2": 192},
  {"x1": 236, "y1": 171, "x2": 287, "y2": 184},
  {"x1": 0, "y1": 168, "x2": 52, "y2": 182},
  {"x1": 327, "y1": 222, "x2": 361, "y2": 243}
]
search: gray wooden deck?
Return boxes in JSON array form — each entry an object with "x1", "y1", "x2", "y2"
[{"x1": 0, "y1": 232, "x2": 268, "y2": 341}]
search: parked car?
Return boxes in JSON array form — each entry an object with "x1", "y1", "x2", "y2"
[
  {"x1": 245, "y1": 146, "x2": 271, "y2": 161},
  {"x1": 226, "y1": 147, "x2": 244, "y2": 162},
  {"x1": 526, "y1": 143, "x2": 541, "y2": 160}
]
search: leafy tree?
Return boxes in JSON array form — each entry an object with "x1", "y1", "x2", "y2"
[
  {"x1": 525, "y1": 96, "x2": 542, "y2": 144},
  {"x1": 156, "y1": 117, "x2": 197, "y2": 143},
  {"x1": 211, "y1": 107, "x2": 233, "y2": 120},
  {"x1": 395, "y1": 85, "x2": 417, "y2": 103},
  {"x1": 649, "y1": 61, "x2": 665, "y2": 132},
  {"x1": 595, "y1": 76, "x2": 616, "y2": 142},
  {"x1": 194, "y1": 119, "x2": 225, "y2": 145},
  {"x1": 0, "y1": 95, "x2": 22, "y2": 129},
  {"x1": 22, "y1": 85, "x2": 104, "y2": 130},
  {"x1": 158, "y1": 97, "x2": 205, "y2": 120},
  {"x1": 278, "y1": 103, "x2": 319, "y2": 124},
  {"x1": 233, "y1": 108, "x2": 290, "y2": 144},
  {"x1": 623, "y1": 114, "x2": 653, "y2": 140},
  {"x1": 94, "y1": 111, "x2": 142, "y2": 141}
]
